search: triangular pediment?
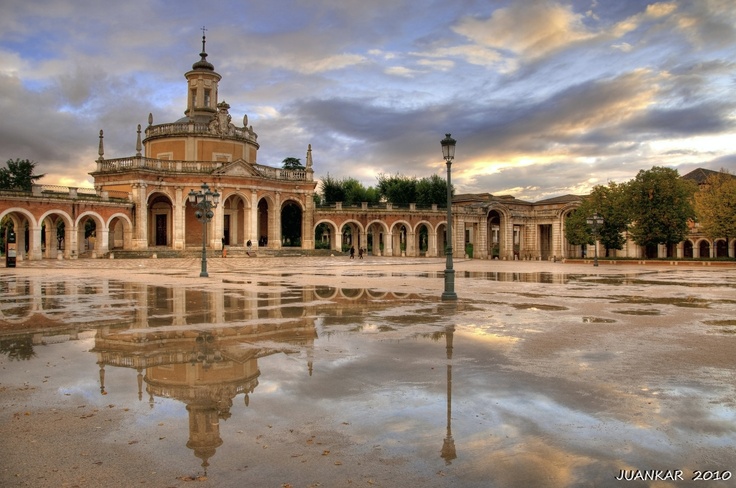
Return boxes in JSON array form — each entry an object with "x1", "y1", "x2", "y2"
[{"x1": 213, "y1": 159, "x2": 260, "y2": 177}]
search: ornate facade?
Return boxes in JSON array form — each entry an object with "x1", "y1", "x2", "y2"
[{"x1": 89, "y1": 35, "x2": 317, "y2": 253}]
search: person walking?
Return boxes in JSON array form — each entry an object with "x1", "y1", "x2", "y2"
[
  {"x1": 349, "y1": 246, "x2": 355, "y2": 259},
  {"x1": 246, "y1": 239, "x2": 252, "y2": 257},
  {"x1": 358, "y1": 247, "x2": 364, "y2": 259}
]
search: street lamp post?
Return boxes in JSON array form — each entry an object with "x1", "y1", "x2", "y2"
[
  {"x1": 441, "y1": 133, "x2": 457, "y2": 301},
  {"x1": 188, "y1": 183, "x2": 220, "y2": 277},
  {"x1": 586, "y1": 213, "x2": 604, "y2": 267}
]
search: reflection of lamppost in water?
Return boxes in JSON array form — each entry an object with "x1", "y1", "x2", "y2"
[
  {"x1": 441, "y1": 324, "x2": 457, "y2": 464},
  {"x1": 188, "y1": 183, "x2": 220, "y2": 277},
  {"x1": 586, "y1": 213, "x2": 604, "y2": 267},
  {"x1": 441, "y1": 133, "x2": 457, "y2": 301}
]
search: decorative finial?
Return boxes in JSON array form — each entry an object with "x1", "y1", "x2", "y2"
[
  {"x1": 97, "y1": 129, "x2": 104, "y2": 161},
  {"x1": 136, "y1": 124, "x2": 142, "y2": 157},
  {"x1": 306, "y1": 144, "x2": 313, "y2": 168},
  {"x1": 192, "y1": 28, "x2": 214, "y2": 71},
  {"x1": 148, "y1": 112, "x2": 153, "y2": 126}
]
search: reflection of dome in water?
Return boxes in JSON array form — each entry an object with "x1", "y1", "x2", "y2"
[{"x1": 186, "y1": 404, "x2": 224, "y2": 472}]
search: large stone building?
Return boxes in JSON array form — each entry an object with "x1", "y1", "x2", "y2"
[
  {"x1": 1, "y1": 38, "x2": 734, "y2": 261},
  {"x1": 90, "y1": 35, "x2": 317, "y2": 253}
]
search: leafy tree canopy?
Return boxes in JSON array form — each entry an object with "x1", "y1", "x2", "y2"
[
  {"x1": 0, "y1": 159, "x2": 45, "y2": 191},
  {"x1": 319, "y1": 174, "x2": 380, "y2": 206},
  {"x1": 416, "y1": 173, "x2": 451, "y2": 207},
  {"x1": 282, "y1": 157, "x2": 304, "y2": 170},
  {"x1": 693, "y1": 169, "x2": 736, "y2": 240},
  {"x1": 377, "y1": 173, "x2": 417, "y2": 206},
  {"x1": 626, "y1": 166, "x2": 696, "y2": 247},
  {"x1": 564, "y1": 181, "x2": 630, "y2": 251}
]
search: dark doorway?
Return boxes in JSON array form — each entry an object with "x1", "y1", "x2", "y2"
[
  {"x1": 281, "y1": 202, "x2": 302, "y2": 247},
  {"x1": 223, "y1": 215, "x2": 231, "y2": 246},
  {"x1": 155, "y1": 215, "x2": 167, "y2": 246},
  {"x1": 539, "y1": 224, "x2": 552, "y2": 260}
]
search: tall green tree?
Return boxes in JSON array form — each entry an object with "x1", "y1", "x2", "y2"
[
  {"x1": 565, "y1": 182, "x2": 630, "y2": 254},
  {"x1": 626, "y1": 166, "x2": 696, "y2": 248},
  {"x1": 564, "y1": 206, "x2": 594, "y2": 247},
  {"x1": 377, "y1": 173, "x2": 416, "y2": 205},
  {"x1": 281, "y1": 157, "x2": 304, "y2": 170},
  {"x1": 0, "y1": 159, "x2": 45, "y2": 191},
  {"x1": 588, "y1": 181, "x2": 630, "y2": 251},
  {"x1": 319, "y1": 174, "x2": 380, "y2": 206},
  {"x1": 693, "y1": 170, "x2": 736, "y2": 241},
  {"x1": 416, "y1": 174, "x2": 451, "y2": 207},
  {"x1": 320, "y1": 174, "x2": 345, "y2": 204}
]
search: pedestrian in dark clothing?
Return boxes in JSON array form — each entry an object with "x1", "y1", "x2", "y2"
[
  {"x1": 358, "y1": 248, "x2": 364, "y2": 259},
  {"x1": 349, "y1": 246, "x2": 355, "y2": 259}
]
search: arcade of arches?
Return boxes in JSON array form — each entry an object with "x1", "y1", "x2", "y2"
[{"x1": 2, "y1": 38, "x2": 734, "y2": 261}]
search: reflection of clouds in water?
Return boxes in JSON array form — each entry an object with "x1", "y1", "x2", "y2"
[
  {"x1": 457, "y1": 325, "x2": 519, "y2": 346},
  {"x1": 456, "y1": 385, "x2": 736, "y2": 475}
]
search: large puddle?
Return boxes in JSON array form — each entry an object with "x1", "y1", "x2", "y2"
[{"x1": 1, "y1": 268, "x2": 735, "y2": 487}]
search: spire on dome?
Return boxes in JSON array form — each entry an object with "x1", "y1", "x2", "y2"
[{"x1": 192, "y1": 26, "x2": 214, "y2": 71}]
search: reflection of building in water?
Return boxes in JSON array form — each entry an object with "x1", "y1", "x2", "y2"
[
  {"x1": 87, "y1": 282, "x2": 427, "y2": 471},
  {"x1": 93, "y1": 318, "x2": 317, "y2": 472},
  {"x1": 2, "y1": 276, "x2": 447, "y2": 471}
]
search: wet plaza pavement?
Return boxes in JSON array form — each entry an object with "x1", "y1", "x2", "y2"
[{"x1": 1, "y1": 257, "x2": 735, "y2": 487}]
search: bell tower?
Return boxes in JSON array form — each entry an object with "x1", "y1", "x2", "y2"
[{"x1": 184, "y1": 28, "x2": 222, "y2": 120}]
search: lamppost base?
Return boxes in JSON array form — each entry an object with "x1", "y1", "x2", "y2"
[
  {"x1": 442, "y1": 269, "x2": 457, "y2": 301},
  {"x1": 200, "y1": 271, "x2": 209, "y2": 277}
]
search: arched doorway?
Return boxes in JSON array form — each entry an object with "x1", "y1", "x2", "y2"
[
  {"x1": 281, "y1": 201, "x2": 302, "y2": 247},
  {"x1": 437, "y1": 222, "x2": 447, "y2": 257},
  {"x1": 683, "y1": 240, "x2": 694, "y2": 258},
  {"x1": 40, "y1": 213, "x2": 69, "y2": 259},
  {"x1": 390, "y1": 223, "x2": 408, "y2": 256},
  {"x1": 222, "y1": 194, "x2": 248, "y2": 247},
  {"x1": 715, "y1": 239, "x2": 728, "y2": 258},
  {"x1": 365, "y1": 221, "x2": 386, "y2": 256},
  {"x1": 77, "y1": 214, "x2": 104, "y2": 257},
  {"x1": 149, "y1": 194, "x2": 173, "y2": 247},
  {"x1": 699, "y1": 240, "x2": 711, "y2": 258},
  {"x1": 314, "y1": 221, "x2": 335, "y2": 250},
  {"x1": 257, "y1": 198, "x2": 269, "y2": 247},
  {"x1": 487, "y1": 210, "x2": 502, "y2": 259},
  {"x1": 416, "y1": 223, "x2": 429, "y2": 256},
  {"x1": 341, "y1": 222, "x2": 361, "y2": 252}
]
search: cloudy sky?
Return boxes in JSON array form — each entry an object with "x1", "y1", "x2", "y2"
[{"x1": 1, "y1": 0, "x2": 735, "y2": 201}]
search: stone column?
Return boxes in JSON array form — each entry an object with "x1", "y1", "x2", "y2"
[
  {"x1": 132, "y1": 183, "x2": 148, "y2": 250},
  {"x1": 302, "y1": 193, "x2": 315, "y2": 249},
  {"x1": 173, "y1": 187, "x2": 185, "y2": 250},
  {"x1": 271, "y1": 192, "x2": 281, "y2": 248},
  {"x1": 97, "y1": 226, "x2": 109, "y2": 256},
  {"x1": 336, "y1": 226, "x2": 343, "y2": 252},
  {"x1": 428, "y1": 229, "x2": 437, "y2": 257},
  {"x1": 250, "y1": 190, "x2": 258, "y2": 247},
  {"x1": 29, "y1": 224, "x2": 42, "y2": 260},
  {"x1": 211, "y1": 187, "x2": 223, "y2": 250}
]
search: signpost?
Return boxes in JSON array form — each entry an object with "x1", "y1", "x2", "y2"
[{"x1": 5, "y1": 231, "x2": 17, "y2": 268}]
